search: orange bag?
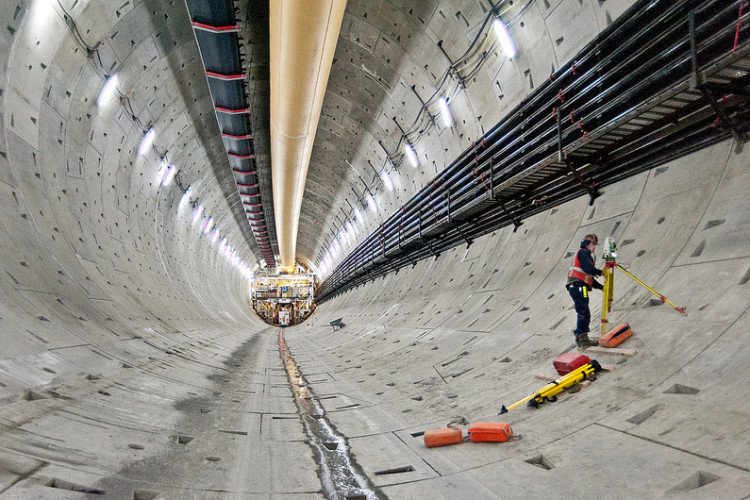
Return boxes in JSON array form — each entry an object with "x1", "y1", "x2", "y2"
[
  {"x1": 468, "y1": 422, "x2": 512, "y2": 443},
  {"x1": 424, "y1": 428, "x2": 463, "y2": 448},
  {"x1": 599, "y1": 323, "x2": 632, "y2": 348}
]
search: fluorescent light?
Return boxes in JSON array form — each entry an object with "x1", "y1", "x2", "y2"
[
  {"x1": 438, "y1": 97, "x2": 452, "y2": 128},
  {"x1": 404, "y1": 143, "x2": 418, "y2": 167},
  {"x1": 179, "y1": 187, "x2": 192, "y2": 213},
  {"x1": 211, "y1": 229, "x2": 220, "y2": 244},
  {"x1": 203, "y1": 217, "x2": 213, "y2": 234},
  {"x1": 155, "y1": 160, "x2": 168, "y2": 185},
  {"x1": 347, "y1": 221, "x2": 356, "y2": 237},
  {"x1": 381, "y1": 170, "x2": 394, "y2": 191},
  {"x1": 493, "y1": 18, "x2": 516, "y2": 58},
  {"x1": 138, "y1": 129, "x2": 155, "y2": 155},
  {"x1": 355, "y1": 207, "x2": 364, "y2": 225},
  {"x1": 162, "y1": 165, "x2": 177, "y2": 186},
  {"x1": 219, "y1": 238, "x2": 227, "y2": 252},
  {"x1": 97, "y1": 74, "x2": 119, "y2": 107},
  {"x1": 367, "y1": 193, "x2": 378, "y2": 213},
  {"x1": 192, "y1": 205, "x2": 203, "y2": 224}
]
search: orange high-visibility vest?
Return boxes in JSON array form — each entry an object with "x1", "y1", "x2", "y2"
[{"x1": 568, "y1": 250, "x2": 594, "y2": 286}]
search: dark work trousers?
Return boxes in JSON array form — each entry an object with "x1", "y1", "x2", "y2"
[{"x1": 567, "y1": 282, "x2": 591, "y2": 335}]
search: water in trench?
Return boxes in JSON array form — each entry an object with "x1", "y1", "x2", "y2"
[{"x1": 279, "y1": 330, "x2": 387, "y2": 500}]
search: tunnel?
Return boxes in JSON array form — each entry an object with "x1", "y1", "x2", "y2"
[{"x1": 1, "y1": 0, "x2": 750, "y2": 498}]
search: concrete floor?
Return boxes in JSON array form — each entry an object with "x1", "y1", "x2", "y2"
[
  {"x1": 1, "y1": 0, "x2": 750, "y2": 499},
  {"x1": 286, "y1": 138, "x2": 750, "y2": 499}
]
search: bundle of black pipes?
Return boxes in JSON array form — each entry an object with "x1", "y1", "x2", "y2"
[{"x1": 317, "y1": 0, "x2": 750, "y2": 303}]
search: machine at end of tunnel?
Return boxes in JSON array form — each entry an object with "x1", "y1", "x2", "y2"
[{"x1": 250, "y1": 262, "x2": 317, "y2": 326}]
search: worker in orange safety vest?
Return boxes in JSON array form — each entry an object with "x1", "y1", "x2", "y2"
[{"x1": 566, "y1": 233, "x2": 604, "y2": 347}]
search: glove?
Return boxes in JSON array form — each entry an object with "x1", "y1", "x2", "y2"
[{"x1": 591, "y1": 280, "x2": 603, "y2": 290}]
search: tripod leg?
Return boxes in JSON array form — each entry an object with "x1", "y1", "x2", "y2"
[
  {"x1": 616, "y1": 265, "x2": 687, "y2": 315},
  {"x1": 601, "y1": 267, "x2": 611, "y2": 336}
]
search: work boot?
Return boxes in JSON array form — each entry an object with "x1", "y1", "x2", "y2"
[{"x1": 575, "y1": 333, "x2": 598, "y2": 348}]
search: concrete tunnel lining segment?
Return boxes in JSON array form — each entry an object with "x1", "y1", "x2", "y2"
[{"x1": 1, "y1": 0, "x2": 750, "y2": 498}]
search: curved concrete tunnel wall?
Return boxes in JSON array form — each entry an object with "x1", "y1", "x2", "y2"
[
  {"x1": 1, "y1": 0, "x2": 750, "y2": 499},
  {"x1": 293, "y1": 139, "x2": 750, "y2": 497},
  {"x1": 0, "y1": 1, "x2": 278, "y2": 496}
]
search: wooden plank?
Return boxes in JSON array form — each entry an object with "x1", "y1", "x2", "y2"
[
  {"x1": 535, "y1": 364, "x2": 615, "y2": 381},
  {"x1": 578, "y1": 346, "x2": 636, "y2": 356}
]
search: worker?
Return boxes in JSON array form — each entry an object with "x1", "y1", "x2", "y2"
[{"x1": 566, "y1": 233, "x2": 604, "y2": 347}]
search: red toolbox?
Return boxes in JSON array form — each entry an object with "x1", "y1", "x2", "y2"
[
  {"x1": 553, "y1": 352, "x2": 592, "y2": 375},
  {"x1": 468, "y1": 422, "x2": 512, "y2": 443},
  {"x1": 599, "y1": 323, "x2": 632, "y2": 348},
  {"x1": 424, "y1": 427, "x2": 463, "y2": 448}
]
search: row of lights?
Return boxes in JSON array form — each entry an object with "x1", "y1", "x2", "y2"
[
  {"x1": 315, "y1": 95, "x2": 452, "y2": 277},
  {"x1": 94, "y1": 12, "x2": 515, "y2": 282},
  {"x1": 316, "y1": 18, "x2": 515, "y2": 279},
  {"x1": 97, "y1": 73, "x2": 254, "y2": 281}
]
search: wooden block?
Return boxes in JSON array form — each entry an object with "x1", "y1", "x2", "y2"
[
  {"x1": 535, "y1": 364, "x2": 615, "y2": 381},
  {"x1": 578, "y1": 346, "x2": 636, "y2": 356}
]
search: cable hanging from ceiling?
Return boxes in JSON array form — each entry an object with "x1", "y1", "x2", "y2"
[{"x1": 318, "y1": 0, "x2": 528, "y2": 276}]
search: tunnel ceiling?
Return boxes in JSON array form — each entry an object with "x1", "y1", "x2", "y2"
[
  {"x1": 81, "y1": 0, "x2": 744, "y2": 279},
  {"x1": 175, "y1": 0, "x2": 644, "y2": 271}
]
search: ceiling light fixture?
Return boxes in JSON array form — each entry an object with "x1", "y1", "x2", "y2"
[
  {"x1": 138, "y1": 128, "x2": 155, "y2": 156},
  {"x1": 366, "y1": 193, "x2": 378, "y2": 213},
  {"x1": 179, "y1": 187, "x2": 192, "y2": 213},
  {"x1": 192, "y1": 205, "x2": 203, "y2": 224},
  {"x1": 493, "y1": 18, "x2": 516, "y2": 58},
  {"x1": 97, "y1": 74, "x2": 119, "y2": 107},
  {"x1": 438, "y1": 97, "x2": 452, "y2": 128},
  {"x1": 404, "y1": 143, "x2": 418, "y2": 167},
  {"x1": 381, "y1": 170, "x2": 394, "y2": 191},
  {"x1": 162, "y1": 165, "x2": 177, "y2": 186}
]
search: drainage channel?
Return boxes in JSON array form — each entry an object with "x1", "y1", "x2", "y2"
[{"x1": 279, "y1": 330, "x2": 387, "y2": 500}]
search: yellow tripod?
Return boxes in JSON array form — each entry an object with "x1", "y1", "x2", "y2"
[
  {"x1": 600, "y1": 239, "x2": 687, "y2": 336},
  {"x1": 499, "y1": 360, "x2": 602, "y2": 414}
]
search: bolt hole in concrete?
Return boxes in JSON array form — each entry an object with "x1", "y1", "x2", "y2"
[
  {"x1": 46, "y1": 478, "x2": 105, "y2": 494},
  {"x1": 205, "y1": 456, "x2": 221, "y2": 462},
  {"x1": 668, "y1": 471, "x2": 720, "y2": 493},
  {"x1": 177, "y1": 435, "x2": 194, "y2": 444},
  {"x1": 663, "y1": 383, "x2": 699, "y2": 395},
  {"x1": 132, "y1": 490, "x2": 162, "y2": 500},
  {"x1": 127, "y1": 444, "x2": 145, "y2": 450},
  {"x1": 525, "y1": 454, "x2": 554, "y2": 470},
  {"x1": 24, "y1": 390, "x2": 46, "y2": 401},
  {"x1": 279, "y1": 331, "x2": 384, "y2": 499},
  {"x1": 374, "y1": 465, "x2": 415, "y2": 475},
  {"x1": 626, "y1": 404, "x2": 661, "y2": 425}
]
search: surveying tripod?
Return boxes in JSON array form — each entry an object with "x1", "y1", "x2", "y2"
[{"x1": 600, "y1": 238, "x2": 687, "y2": 336}]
